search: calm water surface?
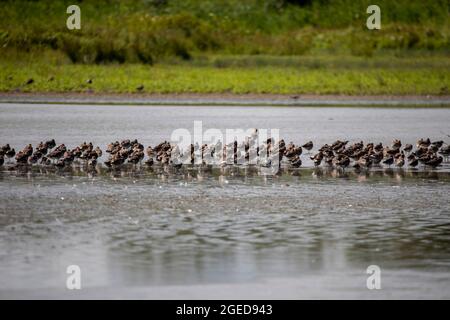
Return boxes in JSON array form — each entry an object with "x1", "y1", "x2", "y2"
[{"x1": 0, "y1": 104, "x2": 449, "y2": 299}]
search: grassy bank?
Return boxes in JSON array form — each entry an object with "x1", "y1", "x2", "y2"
[
  {"x1": 1, "y1": 54, "x2": 449, "y2": 95},
  {"x1": 0, "y1": 1, "x2": 449, "y2": 95},
  {"x1": 1, "y1": 0, "x2": 449, "y2": 63}
]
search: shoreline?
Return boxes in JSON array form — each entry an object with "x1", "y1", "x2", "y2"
[{"x1": 1, "y1": 92, "x2": 450, "y2": 107}]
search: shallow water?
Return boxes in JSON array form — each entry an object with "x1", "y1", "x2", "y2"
[{"x1": 0, "y1": 104, "x2": 450, "y2": 299}]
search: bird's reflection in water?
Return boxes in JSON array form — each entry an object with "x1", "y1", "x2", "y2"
[{"x1": 1, "y1": 163, "x2": 449, "y2": 184}]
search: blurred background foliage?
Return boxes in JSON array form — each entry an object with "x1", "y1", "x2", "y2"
[{"x1": 0, "y1": 0, "x2": 449, "y2": 64}]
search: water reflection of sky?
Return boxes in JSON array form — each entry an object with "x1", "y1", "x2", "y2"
[
  {"x1": 0, "y1": 168, "x2": 449, "y2": 298},
  {"x1": 0, "y1": 104, "x2": 449, "y2": 298},
  {"x1": 1, "y1": 103, "x2": 449, "y2": 151}
]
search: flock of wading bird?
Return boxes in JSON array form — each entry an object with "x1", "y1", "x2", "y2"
[{"x1": 0, "y1": 134, "x2": 449, "y2": 171}]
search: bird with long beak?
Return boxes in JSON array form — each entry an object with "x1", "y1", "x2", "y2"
[
  {"x1": 408, "y1": 155, "x2": 419, "y2": 168},
  {"x1": 382, "y1": 156, "x2": 394, "y2": 167},
  {"x1": 392, "y1": 139, "x2": 402, "y2": 149},
  {"x1": 403, "y1": 144, "x2": 413, "y2": 153},
  {"x1": 302, "y1": 141, "x2": 313, "y2": 151},
  {"x1": 395, "y1": 153, "x2": 405, "y2": 168}
]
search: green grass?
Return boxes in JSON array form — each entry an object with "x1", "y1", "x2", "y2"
[
  {"x1": 1, "y1": 0, "x2": 449, "y2": 63},
  {"x1": 0, "y1": 1, "x2": 449, "y2": 95},
  {"x1": 1, "y1": 54, "x2": 449, "y2": 95}
]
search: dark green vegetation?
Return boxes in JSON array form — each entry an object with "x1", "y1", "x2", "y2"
[
  {"x1": 0, "y1": 0, "x2": 449, "y2": 95},
  {"x1": 2, "y1": 0, "x2": 449, "y2": 62}
]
